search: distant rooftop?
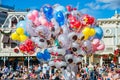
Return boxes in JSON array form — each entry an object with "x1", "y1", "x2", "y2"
[{"x1": 0, "y1": 4, "x2": 14, "y2": 12}]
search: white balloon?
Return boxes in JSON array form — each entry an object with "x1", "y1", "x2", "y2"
[
  {"x1": 33, "y1": 37, "x2": 47, "y2": 49},
  {"x1": 59, "y1": 61, "x2": 66, "y2": 67},
  {"x1": 73, "y1": 56, "x2": 82, "y2": 64},
  {"x1": 72, "y1": 42, "x2": 79, "y2": 48},
  {"x1": 65, "y1": 54, "x2": 73, "y2": 63},
  {"x1": 51, "y1": 18, "x2": 61, "y2": 35},
  {"x1": 26, "y1": 21, "x2": 38, "y2": 37},
  {"x1": 68, "y1": 32, "x2": 78, "y2": 42},
  {"x1": 31, "y1": 36, "x2": 39, "y2": 43},
  {"x1": 58, "y1": 34, "x2": 71, "y2": 49},
  {"x1": 35, "y1": 26, "x2": 51, "y2": 39},
  {"x1": 77, "y1": 33, "x2": 84, "y2": 39},
  {"x1": 53, "y1": 47, "x2": 66, "y2": 55},
  {"x1": 49, "y1": 61, "x2": 55, "y2": 67},
  {"x1": 47, "y1": 47, "x2": 53, "y2": 53},
  {"x1": 55, "y1": 61, "x2": 61, "y2": 68},
  {"x1": 61, "y1": 25, "x2": 70, "y2": 34}
]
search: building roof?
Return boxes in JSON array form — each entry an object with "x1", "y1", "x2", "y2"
[{"x1": 0, "y1": 5, "x2": 14, "y2": 12}]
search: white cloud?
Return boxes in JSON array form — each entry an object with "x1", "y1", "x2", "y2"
[
  {"x1": 80, "y1": 8, "x2": 98, "y2": 17},
  {"x1": 86, "y1": 3, "x2": 100, "y2": 10},
  {"x1": 86, "y1": 0, "x2": 120, "y2": 10},
  {"x1": 80, "y1": 8, "x2": 89, "y2": 13},
  {"x1": 97, "y1": 0, "x2": 114, "y2": 3}
]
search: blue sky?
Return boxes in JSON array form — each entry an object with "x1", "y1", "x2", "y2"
[{"x1": 1, "y1": 0, "x2": 120, "y2": 19}]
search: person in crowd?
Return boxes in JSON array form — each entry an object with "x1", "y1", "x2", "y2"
[
  {"x1": 2, "y1": 66, "x2": 9, "y2": 75},
  {"x1": 112, "y1": 69, "x2": 120, "y2": 80},
  {"x1": 16, "y1": 64, "x2": 21, "y2": 72},
  {"x1": 1, "y1": 61, "x2": 120, "y2": 80},
  {"x1": 110, "y1": 61, "x2": 115, "y2": 71},
  {"x1": 42, "y1": 63, "x2": 48, "y2": 79}
]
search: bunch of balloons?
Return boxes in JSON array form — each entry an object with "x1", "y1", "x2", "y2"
[
  {"x1": 19, "y1": 39, "x2": 35, "y2": 55},
  {"x1": 11, "y1": 4, "x2": 105, "y2": 68},
  {"x1": 11, "y1": 27, "x2": 28, "y2": 42}
]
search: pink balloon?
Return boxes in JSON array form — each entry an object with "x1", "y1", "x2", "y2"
[
  {"x1": 33, "y1": 18, "x2": 41, "y2": 26},
  {"x1": 32, "y1": 10, "x2": 39, "y2": 18},
  {"x1": 39, "y1": 16, "x2": 47, "y2": 25},
  {"x1": 92, "y1": 39, "x2": 100, "y2": 46},
  {"x1": 97, "y1": 44, "x2": 105, "y2": 50},
  {"x1": 92, "y1": 45, "x2": 97, "y2": 51},
  {"x1": 27, "y1": 13, "x2": 35, "y2": 21}
]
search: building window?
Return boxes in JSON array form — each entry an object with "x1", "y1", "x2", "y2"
[
  {"x1": 11, "y1": 17, "x2": 18, "y2": 28},
  {"x1": 1, "y1": 30, "x2": 17, "y2": 48},
  {"x1": 19, "y1": 17, "x2": 24, "y2": 21},
  {"x1": 105, "y1": 29, "x2": 111, "y2": 35}
]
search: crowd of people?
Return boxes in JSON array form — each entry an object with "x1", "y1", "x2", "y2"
[{"x1": 0, "y1": 60, "x2": 120, "y2": 80}]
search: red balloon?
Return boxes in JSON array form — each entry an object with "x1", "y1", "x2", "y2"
[
  {"x1": 66, "y1": 5, "x2": 72, "y2": 12},
  {"x1": 19, "y1": 44, "x2": 25, "y2": 52},
  {"x1": 74, "y1": 21, "x2": 81, "y2": 28},
  {"x1": 25, "y1": 39, "x2": 33, "y2": 46},
  {"x1": 70, "y1": 22, "x2": 75, "y2": 28},
  {"x1": 82, "y1": 14, "x2": 95, "y2": 25},
  {"x1": 73, "y1": 8, "x2": 77, "y2": 10},
  {"x1": 88, "y1": 16, "x2": 94, "y2": 25},
  {"x1": 68, "y1": 15, "x2": 77, "y2": 22}
]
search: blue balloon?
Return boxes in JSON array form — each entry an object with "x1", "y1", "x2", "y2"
[
  {"x1": 43, "y1": 6, "x2": 53, "y2": 21},
  {"x1": 43, "y1": 49, "x2": 51, "y2": 61},
  {"x1": 24, "y1": 31, "x2": 30, "y2": 37},
  {"x1": 55, "y1": 11, "x2": 65, "y2": 26},
  {"x1": 94, "y1": 26, "x2": 103, "y2": 39},
  {"x1": 46, "y1": 15, "x2": 53, "y2": 22},
  {"x1": 16, "y1": 20, "x2": 30, "y2": 37},
  {"x1": 36, "y1": 52, "x2": 43, "y2": 59},
  {"x1": 43, "y1": 6, "x2": 53, "y2": 15},
  {"x1": 16, "y1": 20, "x2": 26, "y2": 31}
]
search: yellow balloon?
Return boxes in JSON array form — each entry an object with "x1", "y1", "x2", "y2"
[
  {"x1": 10, "y1": 32, "x2": 19, "y2": 40},
  {"x1": 20, "y1": 35, "x2": 28, "y2": 42},
  {"x1": 16, "y1": 27, "x2": 24, "y2": 35},
  {"x1": 82, "y1": 27, "x2": 90, "y2": 36},
  {"x1": 84, "y1": 34, "x2": 89, "y2": 40},
  {"x1": 89, "y1": 28, "x2": 96, "y2": 36}
]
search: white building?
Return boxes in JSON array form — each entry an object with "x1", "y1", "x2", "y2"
[
  {"x1": 93, "y1": 11, "x2": 120, "y2": 66},
  {"x1": 0, "y1": 6, "x2": 35, "y2": 66}
]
